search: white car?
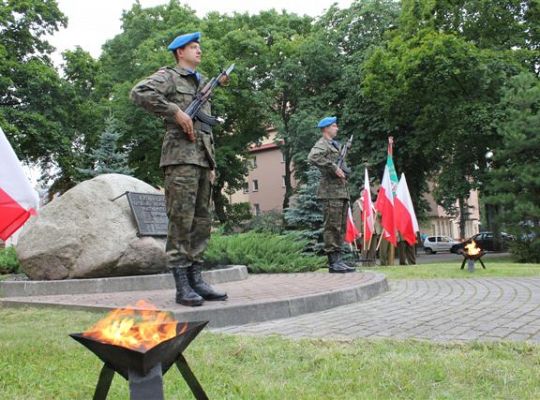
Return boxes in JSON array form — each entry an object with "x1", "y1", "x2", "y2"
[{"x1": 423, "y1": 235, "x2": 460, "y2": 254}]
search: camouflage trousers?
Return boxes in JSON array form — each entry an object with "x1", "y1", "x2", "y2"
[
  {"x1": 164, "y1": 164, "x2": 212, "y2": 268},
  {"x1": 398, "y1": 240, "x2": 417, "y2": 265},
  {"x1": 322, "y1": 199, "x2": 349, "y2": 254}
]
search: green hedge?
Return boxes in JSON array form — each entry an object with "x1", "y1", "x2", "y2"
[
  {"x1": 205, "y1": 232, "x2": 325, "y2": 273},
  {"x1": 0, "y1": 246, "x2": 20, "y2": 274}
]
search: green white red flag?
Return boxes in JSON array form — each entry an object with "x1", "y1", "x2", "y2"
[
  {"x1": 375, "y1": 165, "x2": 396, "y2": 246},
  {"x1": 375, "y1": 137, "x2": 397, "y2": 246}
]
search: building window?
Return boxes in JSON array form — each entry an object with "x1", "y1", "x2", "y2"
[
  {"x1": 242, "y1": 182, "x2": 249, "y2": 193},
  {"x1": 254, "y1": 203, "x2": 260, "y2": 216},
  {"x1": 280, "y1": 151, "x2": 285, "y2": 163},
  {"x1": 252, "y1": 156, "x2": 257, "y2": 169},
  {"x1": 253, "y1": 179, "x2": 259, "y2": 192},
  {"x1": 282, "y1": 175, "x2": 286, "y2": 188}
]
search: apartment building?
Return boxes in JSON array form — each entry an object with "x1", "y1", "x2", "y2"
[{"x1": 228, "y1": 132, "x2": 293, "y2": 215}]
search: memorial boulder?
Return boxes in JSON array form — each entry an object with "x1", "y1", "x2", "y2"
[{"x1": 16, "y1": 174, "x2": 168, "y2": 280}]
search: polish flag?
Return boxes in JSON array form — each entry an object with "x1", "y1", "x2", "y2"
[
  {"x1": 395, "y1": 173, "x2": 419, "y2": 245},
  {"x1": 362, "y1": 168, "x2": 374, "y2": 244},
  {"x1": 344, "y1": 206, "x2": 360, "y2": 244},
  {"x1": 0, "y1": 127, "x2": 39, "y2": 240},
  {"x1": 375, "y1": 166, "x2": 396, "y2": 246}
]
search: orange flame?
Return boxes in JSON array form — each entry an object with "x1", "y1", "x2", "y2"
[
  {"x1": 465, "y1": 240, "x2": 481, "y2": 256},
  {"x1": 82, "y1": 300, "x2": 183, "y2": 351}
]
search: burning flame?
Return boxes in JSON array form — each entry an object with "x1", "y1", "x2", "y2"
[
  {"x1": 465, "y1": 240, "x2": 481, "y2": 256},
  {"x1": 83, "y1": 300, "x2": 184, "y2": 351}
]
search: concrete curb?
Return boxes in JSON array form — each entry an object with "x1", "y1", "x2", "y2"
[
  {"x1": 173, "y1": 273, "x2": 389, "y2": 327},
  {"x1": 0, "y1": 265, "x2": 248, "y2": 298},
  {"x1": 0, "y1": 272, "x2": 389, "y2": 328}
]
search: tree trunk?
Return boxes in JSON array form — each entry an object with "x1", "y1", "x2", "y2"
[
  {"x1": 282, "y1": 145, "x2": 293, "y2": 210},
  {"x1": 458, "y1": 197, "x2": 467, "y2": 239},
  {"x1": 212, "y1": 181, "x2": 228, "y2": 224}
]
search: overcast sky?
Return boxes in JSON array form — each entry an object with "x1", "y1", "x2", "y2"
[{"x1": 48, "y1": 0, "x2": 354, "y2": 63}]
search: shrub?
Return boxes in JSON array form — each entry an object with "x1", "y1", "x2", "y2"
[
  {"x1": 205, "y1": 232, "x2": 325, "y2": 273},
  {"x1": 284, "y1": 167, "x2": 324, "y2": 253},
  {"x1": 247, "y1": 210, "x2": 285, "y2": 234},
  {"x1": 221, "y1": 202, "x2": 253, "y2": 233},
  {"x1": 510, "y1": 237, "x2": 540, "y2": 263},
  {"x1": 0, "y1": 246, "x2": 21, "y2": 274}
]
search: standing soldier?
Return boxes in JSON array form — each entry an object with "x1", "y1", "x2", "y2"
[
  {"x1": 130, "y1": 32, "x2": 227, "y2": 306},
  {"x1": 308, "y1": 117, "x2": 355, "y2": 273}
]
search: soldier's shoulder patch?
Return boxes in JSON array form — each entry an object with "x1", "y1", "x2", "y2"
[{"x1": 151, "y1": 68, "x2": 173, "y2": 82}]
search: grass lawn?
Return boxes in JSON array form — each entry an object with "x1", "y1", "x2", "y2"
[
  {"x1": 317, "y1": 254, "x2": 540, "y2": 280},
  {"x1": 0, "y1": 307, "x2": 539, "y2": 399},
  {"x1": 370, "y1": 255, "x2": 540, "y2": 280}
]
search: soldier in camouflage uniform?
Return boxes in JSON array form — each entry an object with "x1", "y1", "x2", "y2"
[
  {"x1": 130, "y1": 32, "x2": 227, "y2": 306},
  {"x1": 308, "y1": 117, "x2": 355, "y2": 273}
]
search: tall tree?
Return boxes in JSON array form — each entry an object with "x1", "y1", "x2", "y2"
[
  {"x1": 361, "y1": 0, "x2": 531, "y2": 234},
  {"x1": 485, "y1": 72, "x2": 540, "y2": 261},
  {"x1": 78, "y1": 116, "x2": 133, "y2": 178},
  {"x1": 0, "y1": 0, "x2": 68, "y2": 171},
  {"x1": 318, "y1": 0, "x2": 403, "y2": 201}
]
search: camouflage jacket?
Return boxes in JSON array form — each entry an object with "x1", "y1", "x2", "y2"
[
  {"x1": 308, "y1": 137, "x2": 349, "y2": 199},
  {"x1": 130, "y1": 66, "x2": 215, "y2": 169}
]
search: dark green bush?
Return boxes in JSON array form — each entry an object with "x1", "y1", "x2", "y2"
[
  {"x1": 205, "y1": 232, "x2": 325, "y2": 273},
  {"x1": 510, "y1": 238, "x2": 540, "y2": 263},
  {"x1": 0, "y1": 246, "x2": 21, "y2": 274}
]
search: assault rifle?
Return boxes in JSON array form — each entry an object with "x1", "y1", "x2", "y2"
[
  {"x1": 185, "y1": 64, "x2": 235, "y2": 126},
  {"x1": 336, "y1": 135, "x2": 353, "y2": 178}
]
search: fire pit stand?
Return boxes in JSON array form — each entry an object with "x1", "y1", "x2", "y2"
[
  {"x1": 71, "y1": 320, "x2": 209, "y2": 400},
  {"x1": 460, "y1": 250, "x2": 487, "y2": 271}
]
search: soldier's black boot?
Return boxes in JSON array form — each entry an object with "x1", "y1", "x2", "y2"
[
  {"x1": 335, "y1": 252, "x2": 356, "y2": 272},
  {"x1": 172, "y1": 267, "x2": 204, "y2": 306},
  {"x1": 188, "y1": 263, "x2": 228, "y2": 301},
  {"x1": 328, "y1": 253, "x2": 354, "y2": 273}
]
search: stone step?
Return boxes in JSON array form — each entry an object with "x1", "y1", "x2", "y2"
[
  {"x1": 0, "y1": 271, "x2": 388, "y2": 328},
  {"x1": 0, "y1": 265, "x2": 247, "y2": 297}
]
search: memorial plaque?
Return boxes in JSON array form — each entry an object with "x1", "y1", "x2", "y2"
[{"x1": 125, "y1": 192, "x2": 168, "y2": 237}]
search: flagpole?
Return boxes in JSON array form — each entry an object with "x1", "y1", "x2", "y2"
[
  {"x1": 360, "y1": 198, "x2": 367, "y2": 252},
  {"x1": 376, "y1": 229, "x2": 385, "y2": 251}
]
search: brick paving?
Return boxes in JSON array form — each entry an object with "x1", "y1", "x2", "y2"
[
  {"x1": 1, "y1": 272, "x2": 388, "y2": 327},
  {"x1": 2, "y1": 272, "x2": 380, "y2": 308},
  {"x1": 213, "y1": 277, "x2": 540, "y2": 343}
]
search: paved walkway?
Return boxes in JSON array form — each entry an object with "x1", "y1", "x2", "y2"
[{"x1": 213, "y1": 277, "x2": 540, "y2": 343}]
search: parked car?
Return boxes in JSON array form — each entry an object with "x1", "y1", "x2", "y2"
[
  {"x1": 423, "y1": 236, "x2": 461, "y2": 254},
  {"x1": 450, "y1": 231, "x2": 516, "y2": 254}
]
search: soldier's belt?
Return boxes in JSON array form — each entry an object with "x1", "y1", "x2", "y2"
[{"x1": 166, "y1": 122, "x2": 211, "y2": 134}]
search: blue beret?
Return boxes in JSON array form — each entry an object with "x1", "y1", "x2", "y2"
[
  {"x1": 317, "y1": 116, "x2": 337, "y2": 128},
  {"x1": 167, "y1": 32, "x2": 201, "y2": 51}
]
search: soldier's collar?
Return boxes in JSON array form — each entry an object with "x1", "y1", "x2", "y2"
[
  {"x1": 173, "y1": 66, "x2": 201, "y2": 82},
  {"x1": 173, "y1": 66, "x2": 195, "y2": 75}
]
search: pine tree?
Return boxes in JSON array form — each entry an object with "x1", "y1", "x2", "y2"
[
  {"x1": 284, "y1": 167, "x2": 324, "y2": 253},
  {"x1": 485, "y1": 72, "x2": 540, "y2": 262},
  {"x1": 79, "y1": 117, "x2": 133, "y2": 178}
]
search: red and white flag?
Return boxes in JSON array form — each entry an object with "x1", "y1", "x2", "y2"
[
  {"x1": 395, "y1": 173, "x2": 419, "y2": 246},
  {"x1": 344, "y1": 206, "x2": 360, "y2": 244},
  {"x1": 375, "y1": 165, "x2": 396, "y2": 246},
  {"x1": 362, "y1": 168, "x2": 374, "y2": 244},
  {"x1": 0, "y1": 127, "x2": 39, "y2": 240}
]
